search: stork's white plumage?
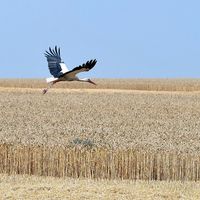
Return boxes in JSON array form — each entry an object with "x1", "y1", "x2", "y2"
[{"x1": 43, "y1": 46, "x2": 97, "y2": 94}]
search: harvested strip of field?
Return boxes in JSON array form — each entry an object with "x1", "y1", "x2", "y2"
[
  {"x1": 0, "y1": 89, "x2": 200, "y2": 153},
  {"x1": 0, "y1": 174, "x2": 200, "y2": 200}
]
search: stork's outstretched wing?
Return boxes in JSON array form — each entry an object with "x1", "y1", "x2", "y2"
[
  {"x1": 45, "y1": 46, "x2": 69, "y2": 78},
  {"x1": 61, "y1": 59, "x2": 97, "y2": 78}
]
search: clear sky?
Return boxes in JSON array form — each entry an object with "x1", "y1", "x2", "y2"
[{"x1": 0, "y1": 0, "x2": 200, "y2": 78}]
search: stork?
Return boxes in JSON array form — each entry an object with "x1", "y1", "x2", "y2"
[{"x1": 43, "y1": 46, "x2": 97, "y2": 94}]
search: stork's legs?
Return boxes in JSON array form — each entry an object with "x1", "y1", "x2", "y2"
[{"x1": 42, "y1": 82, "x2": 55, "y2": 94}]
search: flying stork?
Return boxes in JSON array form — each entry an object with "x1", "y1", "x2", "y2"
[{"x1": 43, "y1": 46, "x2": 97, "y2": 94}]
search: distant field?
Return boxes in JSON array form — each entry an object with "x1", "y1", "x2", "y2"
[{"x1": 1, "y1": 78, "x2": 200, "y2": 91}]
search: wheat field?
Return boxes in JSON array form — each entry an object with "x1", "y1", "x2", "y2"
[
  {"x1": 0, "y1": 79, "x2": 200, "y2": 199},
  {"x1": 0, "y1": 82, "x2": 200, "y2": 153}
]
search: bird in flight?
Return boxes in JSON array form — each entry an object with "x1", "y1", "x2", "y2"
[{"x1": 43, "y1": 46, "x2": 97, "y2": 94}]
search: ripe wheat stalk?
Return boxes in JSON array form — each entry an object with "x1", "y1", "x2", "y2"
[{"x1": 0, "y1": 143, "x2": 200, "y2": 181}]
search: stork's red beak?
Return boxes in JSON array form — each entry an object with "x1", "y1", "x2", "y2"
[{"x1": 88, "y1": 79, "x2": 97, "y2": 85}]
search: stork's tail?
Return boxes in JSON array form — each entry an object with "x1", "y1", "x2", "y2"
[{"x1": 46, "y1": 77, "x2": 58, "y2": 83}]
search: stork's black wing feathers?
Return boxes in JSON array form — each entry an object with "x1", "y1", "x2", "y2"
[
  {"x1": 71, "y1": 59, "x2": 97, "y2": 73},
  {"x1": 60, "y1": 59, "x2": 97, "y2": 78},
  {"x1": 45, "y1": 46, "x2": 63, "y2": 78}
]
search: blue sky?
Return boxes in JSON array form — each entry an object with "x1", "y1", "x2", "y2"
[{"x1": 0, "y1": 0, "x2": 200, "y2": 78}]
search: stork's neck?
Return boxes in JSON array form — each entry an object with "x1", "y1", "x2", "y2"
[
  {"x1": 77, "y1": 77, "x2": 96, "y2": 85},
  {"x1": 78, "y1": 78, "x2": 89, "y2": 82}
]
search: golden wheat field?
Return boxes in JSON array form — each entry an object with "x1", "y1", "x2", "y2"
[
  {"x1": 1, "y1": 80, "x2": 200, "y2": 153},
  {"x1": 1, "y1": 79, "x2": 200, "y2": 199}
]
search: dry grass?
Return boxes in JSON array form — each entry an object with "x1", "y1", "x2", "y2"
[
  {"x1": 1, "y1": 78, "x2": 200, "y2": 91},
  {"x1": 0, "y1": 174, "x2": 200, "y2": 200}
]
